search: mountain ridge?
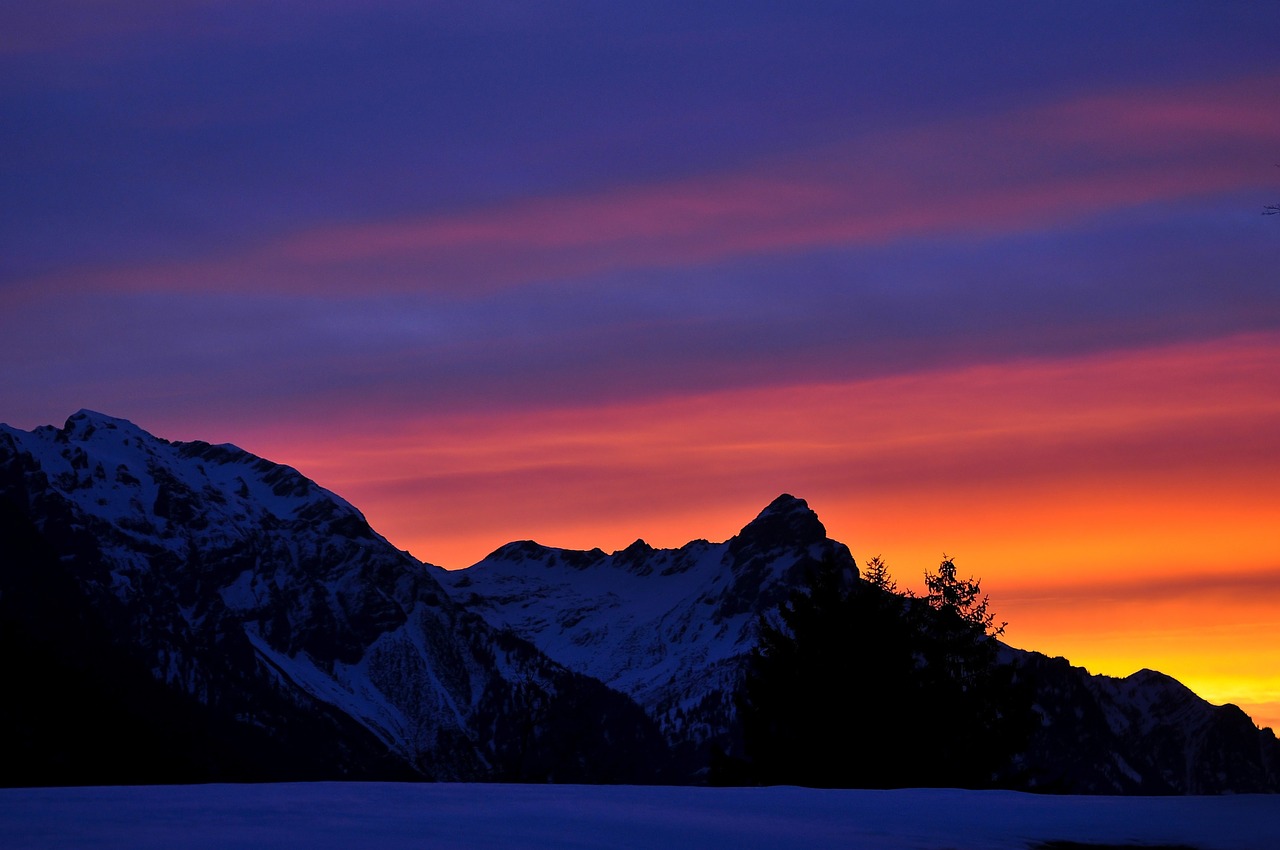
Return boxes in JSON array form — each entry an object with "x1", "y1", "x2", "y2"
[
  {"x1": 2, "y1": 410, "x2": 1276, "y2": 792},
  {"x1": 439, "y1": 491, "x2": 1280, "y2": 792},
  {"x1": 1, "y1": 410, "x2": 665, "y2": 785},
  {"x1": 439, "y1": 492, "x2": 856, "y2": 769}
]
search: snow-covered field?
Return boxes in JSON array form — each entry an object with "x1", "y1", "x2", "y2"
[{"x1": 2, "y1": 783, "x2": 1277, "y2": 850}]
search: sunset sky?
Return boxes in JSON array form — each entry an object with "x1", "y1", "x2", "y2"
[{"x1": 3, "y1": 2, "x2": 1278, "y2": 730}]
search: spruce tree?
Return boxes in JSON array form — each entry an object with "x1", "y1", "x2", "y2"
[{"x1": 736, "y1": 553, "x2": 1032, "y2": 789}]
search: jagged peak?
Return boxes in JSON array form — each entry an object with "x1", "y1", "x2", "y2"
[
  {"x1": 761, "y1": 492, "x2": 807, "y2": 513},
  {"x1": 1123, "y1": 667, "x2": 1197, "y2": 699},
  {"x1": 68, "y1": 408, "x2": 113, "y2": 421},
  {"x1": 729, "y1": 493, "x2": 828, "y2": 555},
  {"x1": 486, "y1": 539, "x2": 556, "y2": 562},
  {"x1": 63, "y1": 409, "x2": 153, "y2": 439},
  {"x1": 611, "y1": 539, "x2": 658, "y2": 576},
  {"x1": 176, "y1": 439, "x2": 253, "y2": 465},
  {"x1": 612, "y1": 538, "x2": 653, "y2": 559},
  {"x1": 478, "y1": 540, "x2": 611, "y2": 572}
]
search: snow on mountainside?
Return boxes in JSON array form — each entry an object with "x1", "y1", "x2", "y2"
[
  {"x1": 0, "y1": 411, "x2": 663, "y2": 784},
  {"x1": 3, "y1": 411, "x2": 1276, "y2": 792},
  {"x1": 445, "y1": 493, "x2": 1280, "y2": 792},
  {"x1": 439, "y1": 494, "x2": 855, "y2": 761}
]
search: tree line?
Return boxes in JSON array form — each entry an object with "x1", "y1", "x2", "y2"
[{"x1": 718, "y1": 553, "x2": 1035, "y2": 788}]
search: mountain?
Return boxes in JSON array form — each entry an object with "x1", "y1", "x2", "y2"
[
  {"x1": 444, "y1": 499, "x2": 1280, "y2": 793},
  {"x1": 0, "y1": 411, "x2": 666, "y2": 786},
  {"x1": 438, "y1": 494, "x2": 854, "y2": 770},
  {"x1": 3, "y1": 410, "x2": 1276, "y2": 792},
  {"x1": 1013, "y1": 654, "x2": 1280, "y2": 793}
]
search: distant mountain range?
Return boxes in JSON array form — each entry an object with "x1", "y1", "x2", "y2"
[{"x1": 2, "y1": 411, "x2": 1277, "y2": 792}]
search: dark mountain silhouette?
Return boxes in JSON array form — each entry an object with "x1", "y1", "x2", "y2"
[
  {"x1": 2, "y1": 411, "x2": 1276, "y2": 791},
  {"x1": 0, "y1": 411, "x2": 666, "y2": 786},
  {"x1": 445, "y1": 498, "x2": 1280, "y2": 792}
]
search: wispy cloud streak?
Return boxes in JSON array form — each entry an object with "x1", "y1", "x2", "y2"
[
  {"x1": 14, "y1": 75, "x2": 1279, "y2": 300},
  {"x1": 245, "y1": 331, "x2": 1280, "y2": 570}
]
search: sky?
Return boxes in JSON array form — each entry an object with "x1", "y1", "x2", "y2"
[{"x1": 2, "y1": 2, "x2": 1278, "y2": 730}]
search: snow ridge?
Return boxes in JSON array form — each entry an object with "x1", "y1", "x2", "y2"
[
  {"x1": 440, "y1": 494, "x2": 856, "y2": 755},
  {"x1": 0, "y1": 411, "x2": 662, "y2": 782}
]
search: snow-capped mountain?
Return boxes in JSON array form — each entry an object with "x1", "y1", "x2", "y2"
[
  {"x1": 3, "y1": 411, "x2": 1276, "y2": 791},
  {"x1": 443, "y1": 497, "x2": 1280, "y2": 793},
  {"x1": 439, "y1": 494, "x2": 854, "y2": 765},
  {"x1": 0, "y1": 411, "x2": 664, "y2": 784}
]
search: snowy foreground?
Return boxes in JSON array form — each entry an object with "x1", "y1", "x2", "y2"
[{"x1": 3, "y1": 783, "x2": 1278, "y2": 850}]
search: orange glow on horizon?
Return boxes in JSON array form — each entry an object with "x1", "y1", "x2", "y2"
[{"x1": 232, "y1": 332, "x2": 1280, "y2": 731}]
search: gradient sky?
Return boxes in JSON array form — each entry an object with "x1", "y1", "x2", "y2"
[{"x1": 3, "y1": 2, "x2": 1279, "y2": 730}]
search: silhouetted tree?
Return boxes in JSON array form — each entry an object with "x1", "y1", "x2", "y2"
[
  {"x1": 736, "y1": 555, "x2": 918, "y2": 787},
  {"x1": 924, "y1": 553, "x2": 1004, "y2": 636},
  {"x1": 909, "y1": 555, "x2": 1027, "y2": 786},
  {"x1": 734, "y1": 553, "x2": 1032, "y2": 789},
  {"x1": 862, "y1": 554, "x2": 897, "y2": 593}
]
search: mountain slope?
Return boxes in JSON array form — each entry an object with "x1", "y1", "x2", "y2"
[
  {"x1": 4, "y1": 410, "x2": 1274, "y2": 792},
  {"x1": 1014, "y1": 652, "x2": 1280, "y2": 793},
  {"x1": 445, "y1": 494, "x2": 1280, "y2": 793},
  {"x1": 439, "y1": 494, "x2": 856, "y2": 767},
  {"x1": 0, "y1": 411, "x2": 665, "y2": 785}
]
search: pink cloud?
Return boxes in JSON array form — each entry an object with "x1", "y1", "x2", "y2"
[
  {"x1": 225, "y1": 330, "x2": 1280, "y2": 572},
  {"x1": 14, "y1": 73, "x2": 1280, "y2": 300},
  {"x1": 121, "y1": 330, "x2": 1280, "y2": 732},
  {"x1": 1038, "y1": 77, "x2": 1280, "y2": 148},
  {"x1": 270, "y1": 75, "x2": 1279, "y2": 288}
]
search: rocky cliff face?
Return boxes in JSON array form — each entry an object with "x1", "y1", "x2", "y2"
[{"x1": 0, "y1": 411, "x2": 664, "y2": 785}]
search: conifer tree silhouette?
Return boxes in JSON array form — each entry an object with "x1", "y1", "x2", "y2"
[{"x1": 736, "y1": 554, "x2": 1032, "y2": 788}]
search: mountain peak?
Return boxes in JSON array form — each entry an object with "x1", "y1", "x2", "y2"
[
  {"x1": 61, "y1": 410, "x2": 154, "y2": 443},
  {"x1": 732, "y1": 494, "x2": 827, "y2": 553},
  {"x1": 486, "y1": 539, "x2": 556, "y2": 562},
  {"x1": 67, "y1": 409, "x2": 133, "y2": 427},
  {"x1": 758, "y1": 493, "x2": 810, "y2": 518}
]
